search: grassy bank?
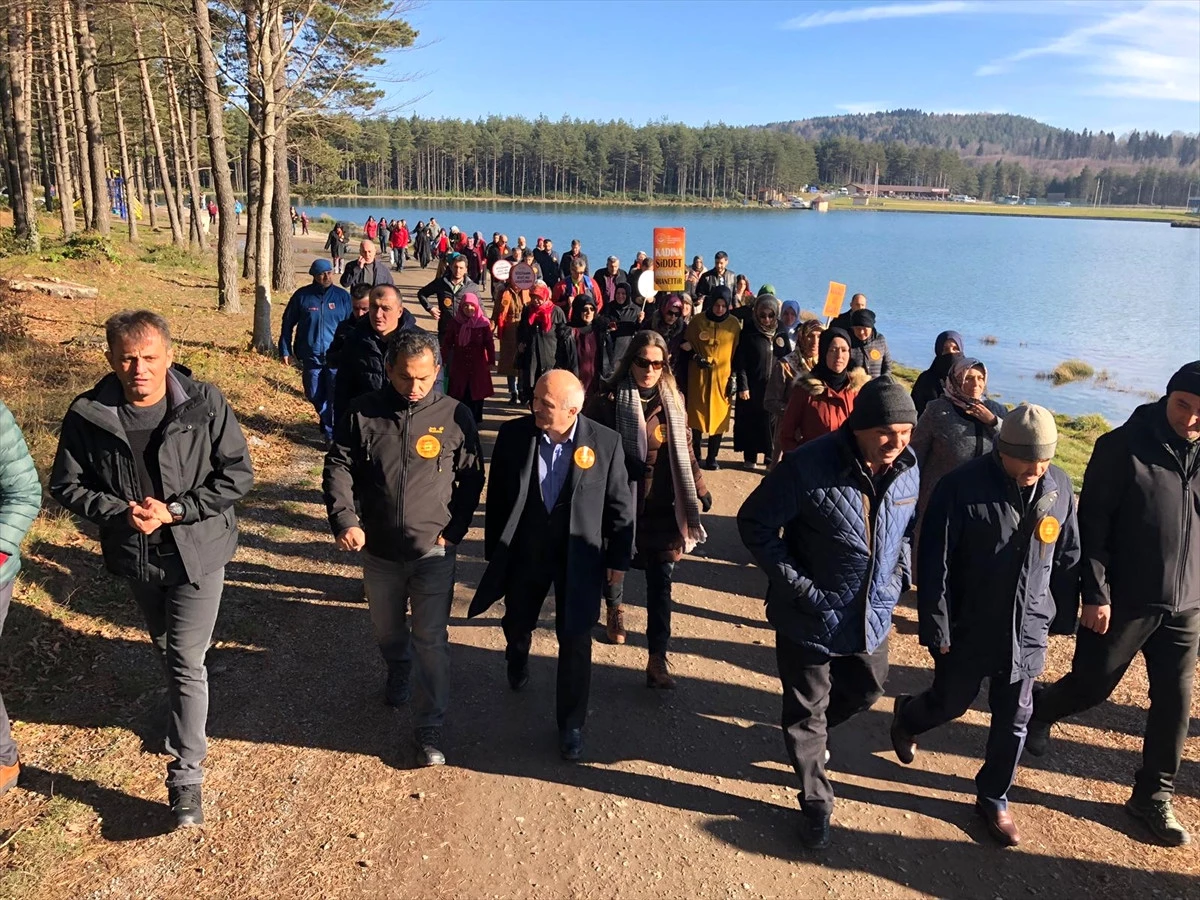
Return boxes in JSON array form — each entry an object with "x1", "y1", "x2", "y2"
[{"x1": 827, "y1": 196, "x2": 1193, "y2": 224}]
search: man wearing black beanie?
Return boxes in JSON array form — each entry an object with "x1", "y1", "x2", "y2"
[
  {"x1": 1028, "y1": 360, "x2": 1200, "y2": 847},
  {"x1": 738, "y1": 376, "x2": 919, "y2": 849}
]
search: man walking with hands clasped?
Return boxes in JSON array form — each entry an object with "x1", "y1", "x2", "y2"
[
  {"x1": 324, "y1": 330, "x2": 484, "y2": 767},
  {"x1": 890, "y1": 404, "x2": 1081, "y2": 847},
  {"x1": 1026, "y1": 361, "x2": 1200, "y2": 847}
]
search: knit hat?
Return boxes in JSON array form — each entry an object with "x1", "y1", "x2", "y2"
[
  {"x1": 845, "y1": 376, "x2": 918, "y2": 430},
  {"x1": 1166, "y1": 360, "x2": 1200, "y2": 397},
  {"x1": 997, "y1": 404, "x2": 1058, "y2": 460},
  {"x1": 851, "y1": 308, "x2": 877, "y2": 328},
  {"x1": 309, "y1": 258, "x2": 332, "y2": 275},
  {"x1": 757, "y1": 283, "x2": 776, "y2": 296}
]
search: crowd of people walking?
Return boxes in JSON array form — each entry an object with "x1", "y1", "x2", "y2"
[{"x1": 0, "y1": 222, "x2": 1195, "y2": 862}]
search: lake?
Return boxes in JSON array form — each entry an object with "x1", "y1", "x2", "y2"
[{"x1": 301, "y1": 199, "x2": 1200, "y2": 422}]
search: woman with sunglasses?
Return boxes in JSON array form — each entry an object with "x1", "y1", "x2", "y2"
[
  {"x1": 684, "y1": 286, "x2": 741, "y2": 470},
  {"x1": 585, "y1": 332, "x2": 712, "y2": 685},
  {"x1": 733, "y1": 295, "x2": 782, "y2": 470},
  {"x1": 568, "y1": 295, "x2": 611, "y2": 396}
]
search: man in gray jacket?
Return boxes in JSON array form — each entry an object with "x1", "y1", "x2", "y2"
[
  {"x1": 0, "y1": 399, "x2": 41, "y2": 798},
  {"x1": 50, "y1": 310, "x2": 254, "y2": 830}
]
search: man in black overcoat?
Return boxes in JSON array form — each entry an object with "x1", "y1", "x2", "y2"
[{"x1": 469, "y1": 370, "x2": 634, "y2": 761}]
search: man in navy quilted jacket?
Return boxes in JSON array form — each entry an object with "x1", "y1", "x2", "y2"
[{"x1": 738, "y1": 377, "x2": 920, "y2": 850}]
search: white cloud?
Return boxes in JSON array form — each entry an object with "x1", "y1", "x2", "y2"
[
  {"x1": 782, "y1": 1, "x2": 970, "y2": 30},
  {"x1": 976, "y1": 1, "x2": 1200, "y2": 103},
  {"x1": 836, "y1": 102, "x2": 888, "y2": 114}
]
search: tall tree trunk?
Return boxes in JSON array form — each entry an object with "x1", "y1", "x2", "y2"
[
  {"x1": 192, "y1": 0, "x2": 240, "y2": 313},
  {"x1": 74, "y1": 0, "x2": 110, "y2": 234},
  {"x1": 269, "y1": 14, "x2": 292, "y2": 294},
  {"x1": 57, "y1": 3, "x2": 91, "y2": 228},
  {"x1": 129, "y1": 8, "x2": 183, "y2": 245},
  {"x1": 109, "y1": 56, "x2": 137, "y2": 243},
  {"x1": 139, "y1": 148, "x2": 158, "y2": 230},
  {"x1": 41, "y1": 14, "x2": 75, "y2": 235},
  {"x1": 0, "y1": 4, "x2": 36, "y2": 248},
  {"x1": 250, "y1": 1, "x2": 280, "y2": 353},
  {"x1": 161, "y1": 32, "x2": 203, "y2": 248},
  {"x1": 242, "y1": 0, "x2": 260, "y2": 279}
]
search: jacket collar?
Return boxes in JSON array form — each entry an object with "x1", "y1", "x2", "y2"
[{"x1": 76, "y1": 365, "x2": 201, "y2": 438}]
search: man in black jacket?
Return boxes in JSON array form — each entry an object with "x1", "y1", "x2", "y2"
[
  {"x1": 416, "y1": 254, "x2": 482, "y2": 340},
  {"x1": 468, "y1": 370, "x2": 634, "y2": 761},
  {"x1": 50, "y1": 310, "x2": 253, "y2": 829},
  {"x1": 890, "y1": 405, "x2": 1080, "y2": 847},
  {"x1": 324, "y1": 330, "x2": 484, "y2": 767},
  {"x1": 1027, "y1": 361, "x2": 1200, "y2": 847},
  {"x1": 340, "y1": 240, "x2": 395, "y2": 290},
  {"x1": 694, "y1": 251, "x2": 736, "y2": 304},
  {"x1": 334, "y1": 284, "x2": 421, "y2": 420}
]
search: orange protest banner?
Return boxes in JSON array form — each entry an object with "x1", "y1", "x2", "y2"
[
  {"x1": 653, "y1": 227, "x2": 686, "y2": 292},
  {"x1": 822, "y1": 281, "x2": 847, "y2": 319}
]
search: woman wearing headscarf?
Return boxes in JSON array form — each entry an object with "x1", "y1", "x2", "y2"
[
  {"x1": 442, "y1": 293, "x2": 495, "y2": 423},
  {"x1": 569, "y1": 295, "x2": 611, "y2": 396},
  {"x1": 777, "y1": 327, "x2": 868, "y2": 454},
  {"x1": 585, "y1": 331, "x2": 711, "y2": 686},
  {"x1": 910, "y1": 355, "x2": 1006, "y2": 531},
  {"x1": 600, "y1": 282, "x2": 644, "y2": 375},
  {"x1": 684, "y1": 285, "x2": 741, "y2": 470},
  {"x1": 765, "y1": 319, "x2": 824, "y2": 466},
  {"x1": 492, "y1": 274, "x2": 528, "y2": 405},
  {"x1": 911, "y1": 330, "x2": 964, "y2": 416},
  {"x1": 733, "y1": 294, "x2": 780, "y2": 470},
  {"x1": 516, "y1": 282, "x2": 576, "y2": 405},
  {"x1": 774, "y1": 300, "x2": 802, "y2": 359},
  {"x1": 414, "y1": 221, "x2": 432, "y2": 268}
]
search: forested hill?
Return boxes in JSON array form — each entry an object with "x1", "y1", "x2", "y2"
[{"x1": 764, "y1": 109, "x2": 1198, "y2": 167}]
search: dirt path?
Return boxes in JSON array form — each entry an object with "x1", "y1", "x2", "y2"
[{"x1": 0, "y1": 228, "x2": 1196, "y2": 898}]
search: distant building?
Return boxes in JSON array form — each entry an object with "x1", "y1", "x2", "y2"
[
  {"x1": 757, "y1": 188, "x2": 786, "y2": 204},
  {"x1": 1188, "y1": 197, "x2": 1200, "y2": 215},
  {"x1": 846, "y1": 183, "x2": 950, "y2": 199}
]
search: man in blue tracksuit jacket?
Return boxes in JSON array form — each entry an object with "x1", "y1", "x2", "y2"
[
  {"x1": 279, "y1": 258, "x2": 352, "y2": 441},
  {"x1": 738, "y1": 377, "x2": 920, "y2": 851}
]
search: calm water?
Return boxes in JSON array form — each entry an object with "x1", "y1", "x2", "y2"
[{"x1": 303, "y1": 199, "x2": 1200, "y2": 422}]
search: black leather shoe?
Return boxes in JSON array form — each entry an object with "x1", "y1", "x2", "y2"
[
  {"x1": 415, "y1": 727, "x2": 446, "y2": 767},
  {"x1": 169, "y1": 784, "x2": 204, "y2": 829},
  {"x1": 890, "y1": 694, "x2": 916, "y2": 765},
  {"x1": 507, "y1": 654, "x2": 530, "y2": 691},
  {"x1": 559, "y1": 728, "x2": 583, "y2": 761},
  {"x1": 385, "y1": 666, "x2": 412, "y2": 706},
  {"x1": 799, "y1": 808, "x2": 831, "y2": 850}
]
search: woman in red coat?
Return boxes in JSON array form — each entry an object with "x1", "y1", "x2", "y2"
[
  {"x1": 777, "y1": 327, "x2": 868, "y2": 454},
  {"x1": 442, "y1": 292, "x2": 495, "y2": 422}
]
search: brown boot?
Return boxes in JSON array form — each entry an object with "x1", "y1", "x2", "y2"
[
  {"x1": 606, "y1": 605, "x2": 626, "y2": 645},
  {"x1": 0, "y1": 760, "x2": 19, "y2": 797},
  {"x1": 646, "y1": 653, "x2": 676, "y2": 689}
]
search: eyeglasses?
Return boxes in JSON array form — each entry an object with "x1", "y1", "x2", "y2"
[
  {"x1": 757, "y1": 312, "x2": 777, "y2": 320},
  {"x1": 662, "y1": 310, "x2": 678, "y2": 318},
  {"x1": 632, "y1": 357, "x2": 665, "y2": 370}
]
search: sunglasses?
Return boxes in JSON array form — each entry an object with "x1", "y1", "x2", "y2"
[
  {"x1": 662, "y1": 310, "x2": 679, "y2": 317},
  {"x1": 632, "y1": 357, "x2": 665, "y2": 370},
  {"x1": 757, "y1": 312, "x2": 777, "y2": 320}
]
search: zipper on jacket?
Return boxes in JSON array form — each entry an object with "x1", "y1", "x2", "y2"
[
  {"x1": 1176, "y1": 469, "x2": 1191, "y2": 612},
  {"x1": 399, "y1": 405, "x2": 411, "y2": 531}
]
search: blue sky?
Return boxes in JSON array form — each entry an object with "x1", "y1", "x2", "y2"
[{"x1": 375, "y1": 0, "x2": 1200, "y2": 135}]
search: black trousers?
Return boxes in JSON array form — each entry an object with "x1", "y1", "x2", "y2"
[
  {"x1": 776, "y1": 632, "x2": 889, "y2": 816},
  {"x1": 1035, "y1": 607, "x2": 1200, "y2": 802},
  {"x1": 603, "y1": 560, "x2": 676, "y2": 654},
  {"x1": 501, "y1": 558, "x2": 592, "y2": 732},
  {"x1": 691, "y1": 429, "x2": 722, "y2": 464},
  {"x1": 901, "y1": 652, "x2": 1033, "y2": 812}
]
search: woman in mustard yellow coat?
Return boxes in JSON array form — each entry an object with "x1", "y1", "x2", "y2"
[{"x1": 685, "y1": 286, "x2": 741, "y2": 469}]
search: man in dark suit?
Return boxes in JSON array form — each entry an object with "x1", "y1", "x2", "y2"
[{"x1": 469, "y1": 370, "x2": 634, "y2": 761}]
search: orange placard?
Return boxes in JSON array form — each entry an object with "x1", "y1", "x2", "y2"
[
  {"x1": 822, "y1": 281, "x2": 847, "y2": 319},
  {"x1": 653, "y1": 227, "x2": 686, "y2": 292}
]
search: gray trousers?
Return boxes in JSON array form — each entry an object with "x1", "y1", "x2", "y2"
[
  {"x1": 127, "y1": 550, "x2": 224, "y2": 787},
  {"x1": 362, "y1": 548, "x2": 456, "y2": 729},
  {"x1": 0, "y1": 581, "x2": 15, "y2": 767}
]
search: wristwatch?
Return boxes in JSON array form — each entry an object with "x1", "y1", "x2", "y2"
[{"x1": 167, "y1": 501, "x2": 185, "y2": 524}]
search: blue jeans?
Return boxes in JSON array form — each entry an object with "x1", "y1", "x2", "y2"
[
  {"x1": 362, "y1": 548, "x2": 457, "y2": 729},
  {"x1": 301, "y1": 362, "x2": 337, "y2": 440}
]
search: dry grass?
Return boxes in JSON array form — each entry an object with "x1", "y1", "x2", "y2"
[{"x1": 1038, "y1": 358, "x2": 1097, "y2": 385}]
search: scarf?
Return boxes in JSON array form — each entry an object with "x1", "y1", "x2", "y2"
[
  {"x1": 569, "y1": 294, "x2": 597, "y2": 327},
  {"x1": 455, "y1": 294, "x2": 490, "y2": 346},
  {"x1": 810, "y1": 327, "x2": 852, "y2": 391},
  {"x1": 527, "y1": 300, "x2": 554, "y2": 333},
  {"x1": 942, "y1": 356, "x2": 987, "y2": 411},
  {"x1": 780, "y1": 300, "x2": 802, "y2": 342},
  {"x1": 752, "y1": 295, "x2": 781, "y2": 337},
  {"x1": 615, "y1": 375, "x2": 707, "y2": 553},
  {"x1": 703, "y1": 285, "x2": 733, "y2": 323}
]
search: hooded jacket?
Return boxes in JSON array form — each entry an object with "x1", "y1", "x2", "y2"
[
  {"x1": 738, "y1": 427, "x2": 919, "y2": 656},
  {"x1": 333, "y1": 311, "x2": 422, "y2": 417},
  {"x1": 777, "y1": 367, "x2": 870, "y2": 454},
  {"x1": 918, "y1": 452, "x2": 1081, "y2": 681},
  {"x1": 49, "y1": 366, "x2": 254, "y2": 583},
  {"x1": 1078, "y1": 399, "x2": 1200, "y2": 614},
  {"x1": 323, "y1": 386, "x2": 484, "y2": 562},
  {"x1": 0, "y1": 400, "x2": 41, "y2": 586}
]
